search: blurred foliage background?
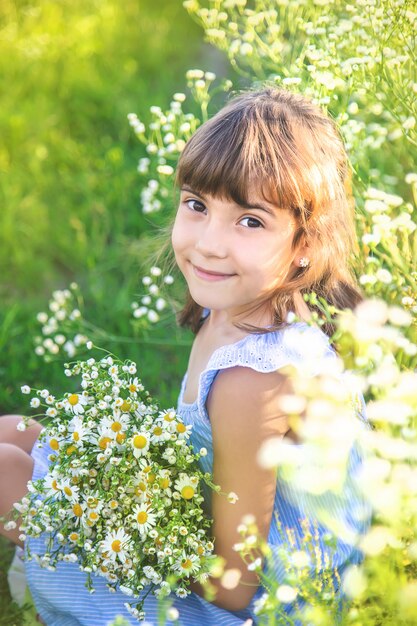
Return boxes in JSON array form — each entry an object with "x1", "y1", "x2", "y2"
[
  {"x1": 0, "y1": 0, "x2": 230, "y2": 414},
  {"x1": 1, "y1": 0, "x2": 416, "y2": 624}
]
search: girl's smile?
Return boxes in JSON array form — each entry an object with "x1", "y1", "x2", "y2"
[{"x1": 192, "y1": 263, "x2": 236, "y2": 281}]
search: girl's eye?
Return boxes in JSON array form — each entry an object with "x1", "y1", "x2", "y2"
[
  {"x1": 186, "y1": 199, "x2": 206, "y2": 213},
  {"x1": 240, "y1": 216, "x2": 263, "y2": 229}
]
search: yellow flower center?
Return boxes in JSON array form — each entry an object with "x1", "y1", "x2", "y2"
[
  {"x1": 89, "y1": 511, "x2": 99, "y2": 520},
  {"x1": 153, "y1": 426, "x2": 163, "y2": 436},
  {"x1": 135, "y1": 482, "x2": 147, "y2": 495},
  {"x1": 143, "y1": 465, "x2": 151, "y2": 473},
  {"x1": 129, "y1": 384, "x2": 137, "y2": 393},
  {"x1": 148, "y1": 473, "x2": 155, "y2": 484},
  {"x1": 110, "y1": 500, "x2": 118, "y2": 509},
  {"x1": 68, "y1": 394, "x2": 79, "y2": 406},
  {"x1": 111, "y1": 540, "x2": 121, "y2": 553},
  {"x1": 176, "y1": 423, "x2": 186, "y2": 434},
  {"x1": 50, "y1": 439, "x2": 59, "y2": 451},
  {"x1": 197, "y1": 545, "x2": 204, "y2": 555},
  {"x1": 181, "y1": 486, "x2": 195, "y2": 500},
  {"x1": 181, "y1": 558, "x2": 193, "y2": 570},
  {"x1": 137, "y1": 511, "x2": 148, "y2": 524},
  {"x1": 73, "y1": 431, "x2": 80, "y2": 442},
  {"x1": 163, "y1": 412, "x2": 174, "y2": 422},
  {"x1": 66, "y1": 445, "x2": 77, "y2": 455},
  {"x1": 64, "y1": 486, "x2": 73, "y2": 496},
  {"x1": 116, "y1": 432, "x2": 126, "y2": 444},
  {"x1": 160, "y1": 478, "x2": 170, "y2": 489},
  {"x1": 120, "y1": 400, "x2": 131, "y2": 412},
  {"x1": 88, "y1": 497, "x2": 99, "y2": 508},
  {"x1": 69, "y1": 532, "x2": 79, "y2": 541},
  {"x1": 111, "y1": 421, "x2": 122, "y2": 432},
  {"x1": 133, "y1": 435, "x2": 147, "y2": 449},
  {"x1": 100, "y1": 565, "x2": 108, "y2": 573},
  {"x1": 99, "y1": 437, "x2": 111, "y2": 450},
  {"x1": 52, "y1": 479, "x2": 59, "y2": 490},
  {"x1": 72, "y1": 504, "x2": 83, "y2": 517}
]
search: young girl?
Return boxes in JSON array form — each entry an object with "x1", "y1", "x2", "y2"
[{"x1": 1, "y1": 87, "x2": 369, "y2": 625}]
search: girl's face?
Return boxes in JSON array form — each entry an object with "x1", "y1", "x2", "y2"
[{"x1": 172, "y1": 187, "x2": 303, "y2": 324}]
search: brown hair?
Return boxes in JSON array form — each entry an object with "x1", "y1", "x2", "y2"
[{"x1": 174, "y1": 87, "x2": 362, "y2": 337}]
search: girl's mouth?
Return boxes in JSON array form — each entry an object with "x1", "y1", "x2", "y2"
[{"x1": 192, "y1": 264, "x2": 235, "y2": 282}]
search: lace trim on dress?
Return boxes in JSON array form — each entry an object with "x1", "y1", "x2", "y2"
[{"x1": 179, "y1": 322, "x2": 339, "y2": 423}]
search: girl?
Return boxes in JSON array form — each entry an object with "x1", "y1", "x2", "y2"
[{"x1": 1, "y1": 87, "x2": 369, "y2": 625}]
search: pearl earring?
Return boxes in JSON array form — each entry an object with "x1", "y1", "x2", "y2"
[{"x1": 299, "y1": 257, "x2": 310, "y2": 268}]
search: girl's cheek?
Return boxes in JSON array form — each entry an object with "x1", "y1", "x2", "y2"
[
  {"x1": 171, "y1": 218, "x2": 182, "y2": 254},
  {"x1": 171, "y1": 226, "x2": 188, "y2": 273}
]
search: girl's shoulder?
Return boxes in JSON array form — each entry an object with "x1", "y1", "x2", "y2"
[{"x1": 207, "y1": 320, "x2": 338, "y2": 379}]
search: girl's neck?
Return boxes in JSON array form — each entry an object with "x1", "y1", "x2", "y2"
[{"x1": 202, "y1": 291, "x2": 312, "y2": 338}]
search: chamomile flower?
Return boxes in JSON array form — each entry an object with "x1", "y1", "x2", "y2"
[
  {"x1": 174, "y1": 474, "x2": 199, "y2": 500},
  {"x1": 138, "y1": 459, "x2": 153, "y2": 473},
  {"x1": 171, "y1": 420, "x2": 192, "y2": 439},
  {"x1": 150, "y1": 422, "x2": 170, "y2": 444},
  {"x1": 131, "y1": 475, "x2": 149, "y2": 501},
  {"x1": 158, "y1": 469, "x2": 172, "y2": 493},
  {"x1": 159, "y1": 409, "x2": 176, "y2": 424},
  {"x1": 60, "y1": 480, "x2": 80, "y2": 503},
  {"x1": 83, "y1": 492, "x2": 104, "y2": 512},
  {"x1": 114, "y1": 396, "x2": 134, "y2": 414},
  {"x1": 132, "y1": 505, "x2": 157, "y2": 535},
  {"x1": 109, "y1": 365, "x2": 119, "y2": 377},
  {"x1": 64, "y1": 392, "x2": 88, "y2": 415},
  {"x1": 48, "y1": 436, "x2": 62, "y2": 453},
  {"x1": 93, "y1": 426, "x2": 115, "y2": 452},
  {"x1": 68, "y1": 531, "x2": 81, "y2": 543},
  {"x1": 85, "y1": 508, "x2": 102, "y2": 527},
  {"x1": 70, "y1": 501, "x2": 86, "y2": 524},
  {"x1": 101, "y1": 413, "x2": 130, "y2": 441},
  {"x1": 128, "y1": 377, "x2": 144, "y2": 395},
  {"x1": 173, "y1": 553, "x2": 200, "y2": 577},
  {"x1": 131, "y1": 432, "x2": 150, "y2": 458},
  {"x1": 101, "y1": 528, "x2": 132, "y2": 563},
  {"x1": 43, "y1": 473, "x2": 62, "y2": 498},
  {"x1": 68, "y1": 416, "x2": 89, "y2": 446},
  {"x1": 67, "y1": 463, "x2": 84, "y2": 481}
]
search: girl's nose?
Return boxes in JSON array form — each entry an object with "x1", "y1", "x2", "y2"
[{"x1": 195, "y1": 220, "x2": 227, "y2": 258}]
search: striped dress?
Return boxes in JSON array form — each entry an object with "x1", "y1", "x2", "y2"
[{"x1": 24, "y1": 321, "x2": 370, "y2": 625}]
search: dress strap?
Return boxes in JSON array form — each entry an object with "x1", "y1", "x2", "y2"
[{"x1": 195, "y1": 322, "x2": 338, "y2": 422}]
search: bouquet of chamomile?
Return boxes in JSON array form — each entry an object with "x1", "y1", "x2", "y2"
[{"x1": 16, "y1": 353, "x2": 220, "y2": 620}]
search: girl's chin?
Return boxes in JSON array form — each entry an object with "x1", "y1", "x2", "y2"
[{"x1": 188, "y1": 291, "x2": 227, "y2": 312}]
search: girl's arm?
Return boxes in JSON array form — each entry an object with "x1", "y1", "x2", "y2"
[{"x1": 190, "y1": 366, "x2": 293, "y2": 611}]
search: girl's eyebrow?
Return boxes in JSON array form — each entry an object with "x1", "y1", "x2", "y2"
[{"x1": 180, "y1": 186, "x2": 274, "y2": 216}]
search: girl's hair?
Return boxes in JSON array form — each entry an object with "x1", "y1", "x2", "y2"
[{"x1": 174, "y1": 87, "x2": 363, "y2": 337}]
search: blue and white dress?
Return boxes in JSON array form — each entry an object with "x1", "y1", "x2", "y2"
[{"x1": 24, "y1": 321, "x2": 369, "y2": 625}]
